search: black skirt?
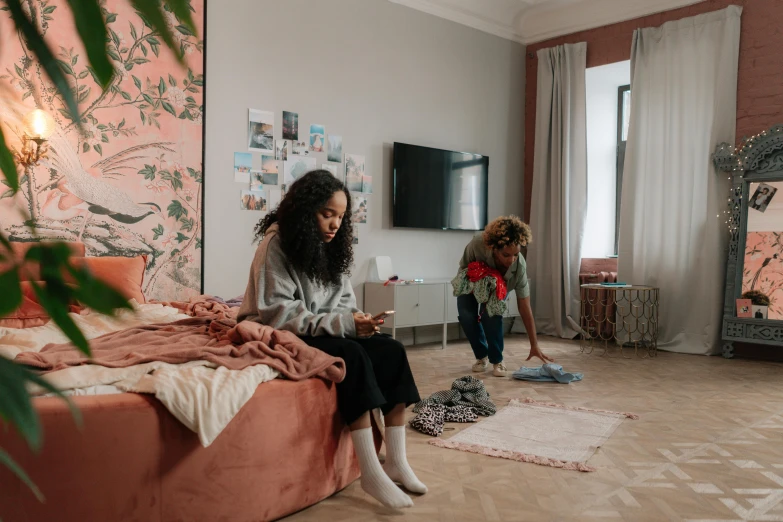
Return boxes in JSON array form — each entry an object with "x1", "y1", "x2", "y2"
[{"x1": 298, "y1": 334, "x2": 421, "y2": 425}]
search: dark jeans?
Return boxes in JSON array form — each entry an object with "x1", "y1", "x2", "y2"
[
  {"x1": 457, "y1": 293, "x2": 504, "y2": 364},
  {"x1": 298, "y1": 334, "x2": 420, "y2": 425}
]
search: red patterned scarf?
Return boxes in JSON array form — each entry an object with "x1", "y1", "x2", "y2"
[{"x1": 466, "y1": 261, "x2": 507, "y2": 301}]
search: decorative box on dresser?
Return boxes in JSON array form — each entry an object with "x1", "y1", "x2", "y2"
[{"x1": 364, "y1": 280, "x2": 520, "y2": 349}]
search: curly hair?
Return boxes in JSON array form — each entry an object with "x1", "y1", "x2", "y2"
[
  {"x1": 482, "y1": 215, "x2": 532, "y2": 250},
  {"x1": 254, "y1": 170, "x2": 354, "y2": 286}
]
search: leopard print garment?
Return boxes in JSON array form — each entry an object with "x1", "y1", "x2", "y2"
[
  {"x1": 409, "y1": 404, "x2": 479, "y2": 436},
  {"x1": 409, "y1": 404, "x2": 446, "y2": 436}
]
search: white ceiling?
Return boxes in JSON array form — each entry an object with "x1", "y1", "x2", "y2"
[{"x1": 388, "y1": 0, "x2": 706, "y2": 44}]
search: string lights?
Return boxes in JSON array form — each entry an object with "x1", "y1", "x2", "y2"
[{"x1": 714, "y1": 125, "x2": 783, "y2": 235}]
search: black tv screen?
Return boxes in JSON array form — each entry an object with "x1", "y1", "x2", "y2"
[{"x1": 392, "y1": 142, "x2": 488, "y2": 231}]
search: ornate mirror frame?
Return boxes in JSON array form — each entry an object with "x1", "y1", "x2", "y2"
[{"x1": 713, "y1": 124, "x2": 783, "y2": 358}]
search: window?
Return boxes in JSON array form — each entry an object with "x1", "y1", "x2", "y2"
[
  {"x1": 583, "y1": 61, "x2": 630, "y2": 259},
  {"x1": 615, "y1": 84, "x2": 630, "y2": 255}
]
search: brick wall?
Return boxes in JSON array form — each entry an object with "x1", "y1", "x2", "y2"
[{"x1": 523, "y1": 0, "x2": 783, "y2": 221}]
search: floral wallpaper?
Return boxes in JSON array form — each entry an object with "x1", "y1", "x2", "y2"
[
  {"x1": 743, "y1": 232, "x2": 783, "y2": 319},
  {"x1": 0, "y1": 0, "x2": 204, "y2": 301}
]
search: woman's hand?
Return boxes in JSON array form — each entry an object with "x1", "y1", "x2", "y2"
[
  {"x1": 354, "y1": 312, "x2": 381, "y2": 338},
  {"x1": 525, "y1": 343, "x2": 554, "y2": 363}
]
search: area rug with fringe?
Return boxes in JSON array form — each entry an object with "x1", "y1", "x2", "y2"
[{"x1": 428, "y1": 397, "x2": 638, "y2": 472}]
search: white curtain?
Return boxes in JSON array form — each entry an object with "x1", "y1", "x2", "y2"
[
  {"x1": 618, "y1": 6, "x2": 741, "y2": 354},
  {"x1": 527, "y1": 43, "x2": 588, "y2": 339}
]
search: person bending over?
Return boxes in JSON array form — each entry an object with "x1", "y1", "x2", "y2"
[{"x1": 455, "y1": 215, "x2": 553, "y2": 377}]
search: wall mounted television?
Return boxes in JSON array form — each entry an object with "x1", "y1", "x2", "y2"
[{"x1": 392, "y1": 142, "x2": 488, "y2": 231}]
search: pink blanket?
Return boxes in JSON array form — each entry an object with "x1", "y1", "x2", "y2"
[{"x1": 14, "y1": 296, "x2": 346, "y2": 383}]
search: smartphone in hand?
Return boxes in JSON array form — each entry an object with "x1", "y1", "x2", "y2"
[{"x1": 372, "y1": 310, "x2": 395, "y2": 321}]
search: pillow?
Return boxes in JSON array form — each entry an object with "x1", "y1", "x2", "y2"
[
  {"x1": 0, "y1": 241, "x2": 86, "y2": 281},
  {"x1": 79, "y1": 255, "x2": 147, "y2": 304},
  {"x1": 0, "y1": 281, "x2": 80, "y2": 329}
]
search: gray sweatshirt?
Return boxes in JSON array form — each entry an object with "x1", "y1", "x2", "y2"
[{"x1": 237, "y1": 224, "x2": 360, "y2": 337}]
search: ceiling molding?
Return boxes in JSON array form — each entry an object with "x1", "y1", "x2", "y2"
[
  {"x1": 388, "y1": 0, "x2": 708, "y2": 46},
  {"x1": 387, "y1": 0, "x2": 526, "y2": 43},
  {"x1": 519, "y1": 0, "x2": 706, "y2": 45}
]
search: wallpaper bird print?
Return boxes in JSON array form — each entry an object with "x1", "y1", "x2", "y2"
[{"x1": 0, "y1": 0, "x2": 205, "y2": 301}]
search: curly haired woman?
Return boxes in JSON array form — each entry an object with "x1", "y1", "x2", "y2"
[
  {"x1": 456, "y1": 215, "x2": 553, "y2": 377},
  {"x1": 238, "y1": 170, "x2": 424, "y2": 509}
]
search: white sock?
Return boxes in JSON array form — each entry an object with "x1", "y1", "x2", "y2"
[
  {"x1": 351, "y1": 428, "x2": 414, "y2": 508},
  {"x1": 382, "y1": 425, "x2": 428, "y2": 494}
]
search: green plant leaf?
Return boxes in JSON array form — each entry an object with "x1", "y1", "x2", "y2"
[
  {"x1": 179, "y1": 217, "x2": 194, "y2": 232},
  {"x1": 0, "y1": 447, "x2": 44, "y2": 502},
  {"x1": 175, "y1": 232, "x2": 189, "y2": 243},
  {"x1": 174, "y1": 24, "x2": 193, "y2": 36},
  {"x1": 67, "y1": 265, "x2": 133, "y2": 315},
  {"x1": 0, "y1": 267, "x2": 23, "y2": 317},
  {"x1": 4, "y1": 0, "x2": 81, "y2": 130},
  {"x1": 161, "y1": 101, "x2": 176, "y2": 116},
  {"x1": 0, "y1": 126, "x2": 18, "y2": 193},
  {"x1": 93, "y1": 144, "x2": 103, "y2": 156},
  {"x1": 166, "y1": 0, "x2": 197, "y2": 37},
  {"x1": 167, "y1": 200, "x2": 187, "y2": 220},
  {"x1": 130, "y1": 0, "x2": 185, "y2": 64},
  {"x1": 30, "y1": 281, "x2": 89, "y2": 355},
  {"x1": 132, "y1": 75, "x2": 142, "y2": 90},
  {"x1": 64, "y1": 0, "x2": 113, "y2": 87},
  {"x1": 0, "y1": 356, "x2": 42, "y2": 451},
  {"x1": 57, "y1": 58, "x2": 74, "y2": 76},
  {"x1": 0, "y1": 353, "x2": 82, "y2": 439}
]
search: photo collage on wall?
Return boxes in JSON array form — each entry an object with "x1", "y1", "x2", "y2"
[{"x1": 233, "y1": 109, "x2": 367, "y2": 244}]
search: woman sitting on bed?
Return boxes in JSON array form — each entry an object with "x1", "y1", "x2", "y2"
[{"x1": 238, "y1": 170, "x2": 424, "y2": 509}]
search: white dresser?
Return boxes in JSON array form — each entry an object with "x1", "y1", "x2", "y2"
[{"x1": 364, "y1": 280, "x2": 520, "y2": 349}]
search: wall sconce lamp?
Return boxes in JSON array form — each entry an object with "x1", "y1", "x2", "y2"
[{"x1": 16, "y1": 109, "x2": 56, "y2": 167}]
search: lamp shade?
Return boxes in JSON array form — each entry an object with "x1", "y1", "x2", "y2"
[{"x1": 23, "y1": 109, "x2": 56, "y2": 140}]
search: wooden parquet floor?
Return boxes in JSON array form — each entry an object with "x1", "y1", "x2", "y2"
[{"x1": 284, "y1": 335, "x2": 783, "y2": 522}]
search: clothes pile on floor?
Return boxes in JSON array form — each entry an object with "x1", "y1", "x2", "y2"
[
  {"x1": 409, "y1": 375, "x2": 496, "y2": 436},
  {"x1": 512, "y1": 363, "x2": 583, "y2": 383}
]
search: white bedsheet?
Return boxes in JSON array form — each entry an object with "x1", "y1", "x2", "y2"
[{"x1": 2, "y1": 301, "x2": 279, "y2": 447}]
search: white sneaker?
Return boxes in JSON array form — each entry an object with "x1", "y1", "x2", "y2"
[
  {"x1": 472, "y1": 357, "x2": 489, "y2": 372},
  {"x1": 492, "y1": 362, "x2": 507, "y2": 377}
]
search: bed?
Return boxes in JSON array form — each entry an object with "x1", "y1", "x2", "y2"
[
  {"x1": 0, "y1": 378, "x2": 377, "y2": 522},
  {"x1": 0, "y1": 243, "x2": 378, "y2": 521}
]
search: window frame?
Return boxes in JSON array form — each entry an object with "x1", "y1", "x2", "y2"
[{"x1": 614, "y1": 84, "x2": 631, "y2": 256}]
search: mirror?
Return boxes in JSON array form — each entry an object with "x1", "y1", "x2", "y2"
[
  {"x1": 742, "y1": 180, "x2": 783, "y2": 320},
  {"x1": 712, "y1": 125, "x2": 783, "y2": 358}
]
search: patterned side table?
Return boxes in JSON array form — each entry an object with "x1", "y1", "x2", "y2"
[{"x1": 579, "y1": 284, "x2": 659, "y2": 358}]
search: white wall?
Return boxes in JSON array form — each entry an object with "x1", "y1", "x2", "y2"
[
  {"x1": 204, "y1": 0, "x2": 526, "y2": 306},
  {"x1": 583, "y1": 61, "x2": 630, "y2": 258}
]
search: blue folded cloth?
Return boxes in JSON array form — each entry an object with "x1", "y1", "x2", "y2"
[{"x1": 512, "y1": 363, "x2": 583, "y2": 384}]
